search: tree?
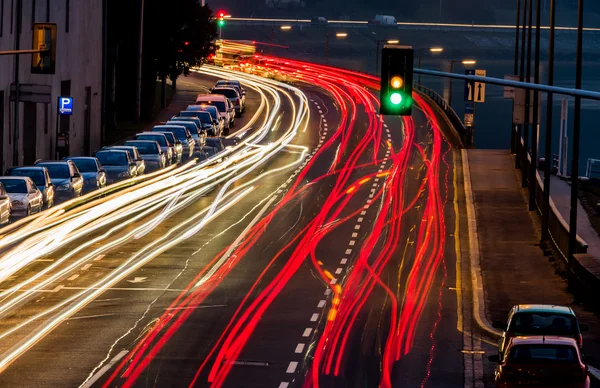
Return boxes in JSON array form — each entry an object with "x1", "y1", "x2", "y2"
[{"x1": 140, "y1": 0, "x2": 217, "y2": 120}]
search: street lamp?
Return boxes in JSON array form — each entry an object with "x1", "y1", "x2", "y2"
[
  {"x1": 280, "y1": 25, "x2": 292, "y2": 30},
  {"x1": 325, "y1": 32, "x2": 347, "y2": 65},
  {"x1": 416, "y1": 47, "x2": 444, "y2": 85},
  {"x1": 375, "y1": 39, "x2": 400, "y2": 74},
  {"x1": 448, "y1": 59, "x2": 476, "y2": 106}
]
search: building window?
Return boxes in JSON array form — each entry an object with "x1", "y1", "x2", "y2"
[{"x1": 65, "y1": 0, "x2": 69, "y2": 32}]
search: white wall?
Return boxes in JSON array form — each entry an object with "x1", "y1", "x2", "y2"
[{"x1": 0, "y1": 0, "x2": 103, "y2": 171}]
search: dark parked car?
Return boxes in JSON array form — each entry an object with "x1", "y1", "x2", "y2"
[
  {"x1": 123, "y1": 140, "x2": 166, "y2": 172},
  {"x1": 93, "y1": 150, "x2": 137, "y2": 184},
  {"x1": 63, "y1": 157, "x2": 107, "y2": 194},
  {"x1": 34, "y1": 160, "x2": 83, "y2": 202},
  {"x1": 103, "y1": 146, "x2": 145, "y2": 176}
]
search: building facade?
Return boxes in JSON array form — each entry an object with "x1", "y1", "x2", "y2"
[{"x1": 0, "y1": 0, "x2": 103, "y2": 171}]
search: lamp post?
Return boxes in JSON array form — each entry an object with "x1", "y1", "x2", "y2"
[
  {"x1": 375, "y1": 39, "x2": 399, "y2": 74},
  {"x1": 417, "y1": 47, "x2": 444, "y2": 85},
  {"x1": 448, "y1": 59, "x2": 476, "y2": 107},
  {"x1": 568, "y1": 0, "x2": 584, "y2": 266},
  {"x1": 325, "y1": 32, "x2": 347, "y2": 65}
]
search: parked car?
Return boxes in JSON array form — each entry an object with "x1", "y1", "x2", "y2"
[
  {"x1": 103, "y1": 146, "x2": 145, "y2": 176},
  {"x1": 63, "y1": 157, "x2": 107, "y2": 194},
  {"x1": 211, "y1": 87, "x2": 245, "y2": 115},
  {"x1": 494, "y1": 305, "x2": 588, "y2": 358},
  {"x1": 165, "y1": 120, "x2": 206, "y2": 152},
  {"x1": 0, "y1": 183, "x2": 11, "y2": 225},
  {"x1": 34, "y1": 160, "x2": 84, "y2": 202},
  {"x1": 194, "y1": 95, "x2": 234, "y2": 131},
  {"x1": 123, "y1": 140, "x2": 166, "y2": 172},
  {"x1": 187, "y1": 104, "x2": 223, "y2": 133},
  {"x1": 0, "y1": 177, "x2": 43, "y2": 217},
  {"x1": 93, "y1": 150, "x2": 137, "y2": 184},
  {"x1": 489, "y1": 336, "x2": 590, "y2": 388},
  {"x1": 134, "y1": 132, "x2": 174, "y2": 165},
  {"x1": 178, "y1": 110, "x2": 221, "y2": 136},
  {"x1": 5, "y1": 166, "x2": 55, "y2": 208},
  {"x1": 214, "y1": 80, "x2": 246, "y2": 97},
  {"x1": 152, "y1": 125, "x2": 195, "y2": 160}
]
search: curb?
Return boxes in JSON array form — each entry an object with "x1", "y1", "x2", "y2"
[{"x1": 461, "y1": 149, "x2": 502, "y2": 339}]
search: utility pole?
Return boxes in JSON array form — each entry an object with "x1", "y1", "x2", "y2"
[
  {"x1": 134, "y1": 0, "x2": 144, "y2": 122},
  {"x1": 517, "y1": 0, "x2": 528, "y2": 170},
  {"x1": 12, "y1": 0, "x2": 22, "y2": 166},
  {"x1": 522, "y1": 0, "x2": 533, "y2": 188},
  {"x1": 569, "y1": 0, "x2": 584, "y2": 266},
  {"x1": 511, "y1": 0, "x2": 521, "y2": 154},
  {"x1": 542, "y1": 0, "x2": 556, "y2": 243},
  {"x1": 529, "y1": 0, "x2": 541, "y2": 211}
]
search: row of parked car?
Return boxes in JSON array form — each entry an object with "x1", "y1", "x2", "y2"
[
  {"x1": 0, "y1": 78, "x2": 247, "y2": 225},
  {"x1": 490, "y1": 304, "x2": 593, "y2": 387}
]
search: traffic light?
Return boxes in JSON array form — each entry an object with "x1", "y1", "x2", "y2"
[
  {"x1": 217, "y1": 11, "x2": 226, "y2": 27},
  {"x1": 380, "y1": 46, "x2": 414, "y2": 116}
]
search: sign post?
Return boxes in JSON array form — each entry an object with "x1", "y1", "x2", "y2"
[{"x1": 56, "y1": 97, "x2": 73, "y2": 159}]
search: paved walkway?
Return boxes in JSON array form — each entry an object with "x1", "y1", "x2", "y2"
[
  {"x1": 465, "y1": 149, "x2": 600, "y2": 370},
  {"x1": 541, "y1": 172, "x2": 600, "y2": 259}
]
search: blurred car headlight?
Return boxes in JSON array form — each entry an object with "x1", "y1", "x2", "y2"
[
  {"x1": 56, "y1": 183, "x2": 71, "y2": 191},
  {"x1": 12, "y1": 200, "x2": 24, "y2": 206}
]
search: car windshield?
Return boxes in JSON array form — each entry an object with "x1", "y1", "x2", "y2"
[
  {"x1": 0, "y1": 179, "x2": 28, "y2": 193},
  {"x1": 196, "y1": 107, "x2": 218, "y2": 121},
  {"x1": 138, "y1": 134, "x2": 168, "y2": 147},
  {"x1": 155, "y1": 132, "x2": 176, "y2": 144},
  {"x1": 507, "y1": 344, "x2": 578, "y2": 364},
  {"x1": 212, "y1": 89, "x2": 238, "y2": 99},
  {"x1": 161, "y1": 127, "x2": 187, "y2": 140},
  {"x1": 71, "y1": 159, "x2": 97, "y2": 173},
  {"x1": 197, "y1": 113, "x2": 212, "y2": 124},
  {"x1": 96, "y1": 152, "x2": 127, "y2": 166},
  {"x1": 39, "y1": 164, "x2": 70, "y2": 179},
  {"x1": 9, "y1": 170, "x2": 45, "y2": 186},
  {"x1": 125, "y1": 141, "x2": 158, "y2": 155},
  {"x1": 199, "y1": 101, "x2": 226, "y2": 112},
  {"x1": 509, "y1": 313, "x2": 577, "y2": 336}
]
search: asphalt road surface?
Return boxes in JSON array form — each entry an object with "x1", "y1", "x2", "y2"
[{"x1": 0, "y1": 61, "x2": 476, "y2": 388}]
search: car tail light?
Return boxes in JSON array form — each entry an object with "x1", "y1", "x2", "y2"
[{"x1": 576, "y1": 333, "x2": 583, "y2": 348}]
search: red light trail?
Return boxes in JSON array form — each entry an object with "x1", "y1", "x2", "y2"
[{"x1": 101, "y1": 56, "x2": 453, "y2": 388}]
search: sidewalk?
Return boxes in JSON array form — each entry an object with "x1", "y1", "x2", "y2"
[
  {"x1": 542, "y1": 172, "x2": 600, "y2": 260},
  {"x1": 465, "y1": 149, "x2": 600, "y2": 368}
]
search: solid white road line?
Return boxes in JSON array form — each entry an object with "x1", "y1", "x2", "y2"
[{"x1": 80, "y1": 350, "x2": 128, "y2": 388}]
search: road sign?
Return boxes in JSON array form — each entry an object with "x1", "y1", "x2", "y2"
[
  {"x1": 474, "y1": 69, "x2": 486, "y2": 103},
  {"x1": 464, "y1": 69, "x2": 475, "y2": 102},
  {"x1": 504, "y1": 75, "x2": 519, "y2": 99},
  {"x1": 31, "y1": 23, "x2": 57, "y2": 75},
  {"x1": 58, "y1": 97, "x2": 73, "y2": 115}
]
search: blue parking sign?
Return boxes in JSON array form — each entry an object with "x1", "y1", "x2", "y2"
[{"x1": 58, "y1": 96, "x2": 73, "y2": 115}]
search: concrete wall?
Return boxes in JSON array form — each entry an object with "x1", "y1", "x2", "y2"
[{"x1": 0, "y1": 0, "x2": 103, "y2": 172}]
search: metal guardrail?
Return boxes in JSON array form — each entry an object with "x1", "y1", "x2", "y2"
[
  {"x1": 414, "y1": 84, "x2": 472, "y2": 147},
  {"x1": 515, "y1": 127, "x2": 588, "y2": 262}
]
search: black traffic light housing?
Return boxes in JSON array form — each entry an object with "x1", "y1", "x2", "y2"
[{"x1": 379, "y1": 46, "x2": 414, "y2": 116}]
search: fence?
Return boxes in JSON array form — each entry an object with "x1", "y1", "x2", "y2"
[{"x1": 515, "y1": 128, "x2": 589, "y2": 262}]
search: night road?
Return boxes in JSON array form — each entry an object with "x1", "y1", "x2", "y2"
[{"x1": 0, "y1": 60, "x2": 475, "y2": 388}]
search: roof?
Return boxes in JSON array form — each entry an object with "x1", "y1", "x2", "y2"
[
  {"x1": 65, "y1": 156, "x2": 97, "y2": 160},
  {"x1": 96, "y1": 149, "x2": 128, "y2": 154},
  {"x1": 36, "y1": 161, "x2": 70, "y2": 165},
  {"x1": 9, "y1": 166, "x2": 46, "y2": 170},
  {"x1": 137, "y1": 132, "x2": 167, "y2": 137},
  {"x1": 514, "y1": 304, "x2": 574, "y2": 315},
  {"x1": 510, "y1": 336, "x2": 579, "y2": 347},
  {"x1": 0, "y1": 176, "x2": 30, "y2": 180}
]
